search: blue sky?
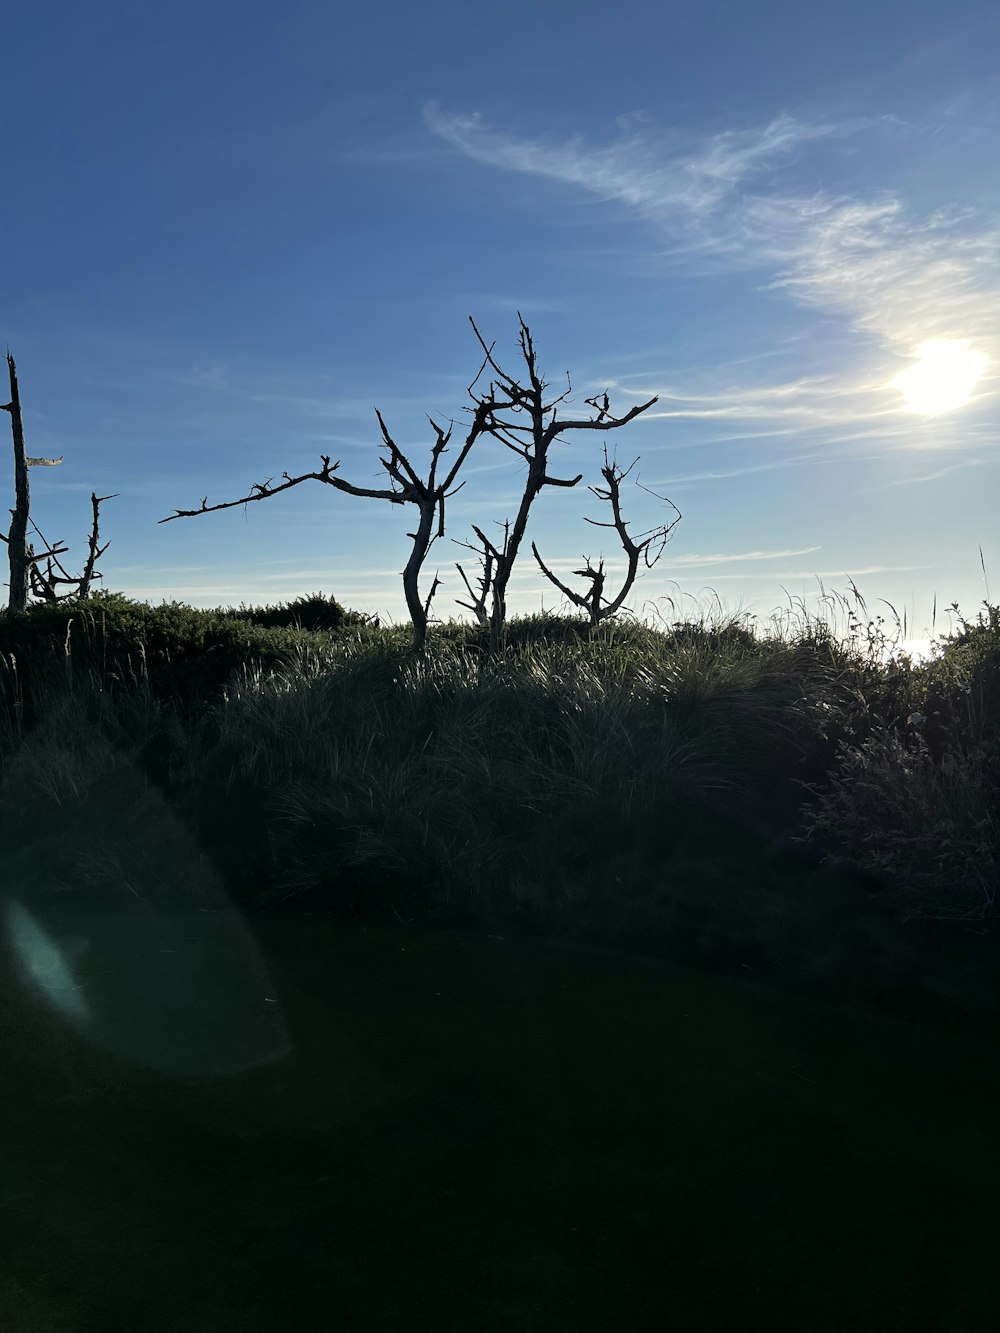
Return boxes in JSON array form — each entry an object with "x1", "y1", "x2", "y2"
[{"x1": 4, "y1": 0, "x2": 999, "y2": 660}]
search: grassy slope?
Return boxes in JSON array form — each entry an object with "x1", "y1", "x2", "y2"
[
  {"x1": 1, "y1": 593, "x2": 997, "y2": 1329},
  {"x1": 2, "y1": 909, "x2": 998, "y2": 1333}
]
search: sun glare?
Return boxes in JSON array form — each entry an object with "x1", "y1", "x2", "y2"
[{"x1": 893, "y1": 339, "x2": 987, "y2": 417}]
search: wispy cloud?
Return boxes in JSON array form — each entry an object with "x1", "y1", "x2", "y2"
[
  {"x1": 755, "y1": 196, "x2": 1000, "y2": 354},
  {"x1": 455, "y1": 293, "x2": 569, "y2": 316},
  {"x1": 501, "y1": 545, "x2": 823, "y2": 576},
  {"x1": 423, "y1": 103, "x2": 855, "y2": 226},
  {"x1": 424, "y1": 102, "x2": 1000, "y2": 421},
  {"x1": 882, "y1": 457, "x2": 991, "y2": 485},
  {"x1": 632, "y1": 372, "x2": 895, "y2": 424},
  {"x1": 170, "y1": 366, "x2": 481, "y2": 440},
  {"x1": 648, "y1": 545, "x2": 822, "y2": 567}
]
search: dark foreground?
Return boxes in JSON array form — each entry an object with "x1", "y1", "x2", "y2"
[{"x1": 2, "y1": 907, "x2": 999, "y2": 1332}]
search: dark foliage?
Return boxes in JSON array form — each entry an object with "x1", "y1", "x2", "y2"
[
  {"x1": 0, "y1": 590, "x2": 371, "y2": 734},
  {"x1": 214, "y1": 590, "x2": 379, "y2": 636}
]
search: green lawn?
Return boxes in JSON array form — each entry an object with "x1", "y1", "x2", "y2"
[{"x1": 2, "y1": 908, "x2": 999, "y2": 1332}]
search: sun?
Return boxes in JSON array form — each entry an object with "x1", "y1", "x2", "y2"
[{"x1": 893, "y1": 339, "x2": 987, "y2": 416}]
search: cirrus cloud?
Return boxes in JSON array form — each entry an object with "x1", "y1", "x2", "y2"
[{"x1": 423, "y1": 101, "x2": 1000, "y2": 416}]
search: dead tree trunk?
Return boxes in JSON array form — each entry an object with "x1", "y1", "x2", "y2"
[
  {"x1": 1, "y1": 352, "x2": 66, "y2": 613},
  {"x1": 0, "y1": 353, "x2": 118, "y2": 613},
  {"x1": 529, "y1": 441, "x2": 681, "y2": 628},
  {"x1": 453, "y1": 314, "x2": 658, "y2": 656}
]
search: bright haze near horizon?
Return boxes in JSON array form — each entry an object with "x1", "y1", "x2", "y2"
[{"x1": 3, "y1": 0, "x2": 999, "y2": 665}]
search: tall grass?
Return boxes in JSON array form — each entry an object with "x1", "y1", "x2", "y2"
[{"x1": 0, "y1": 577, "x2": 997, "y2": 1019}]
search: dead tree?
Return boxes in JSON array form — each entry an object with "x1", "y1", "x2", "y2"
[
  {"x1": 0, "y1": 351, "x2": 118, "y2": 613},
  {"x1": 528, "y1": 441, "x2": 681, "y2": 629},
  {"x1": 159, "y1": 394, "x2": 495, "y2": 654},
  {"x1": 23, "y1": 490, "x2": 119, "y2": 603},
  {"x1": 451, "y1": 314, "x2": 658, "y2": 652},
  {"x1": 158, "y1": 316, "x2": 657, "y2": 655}
]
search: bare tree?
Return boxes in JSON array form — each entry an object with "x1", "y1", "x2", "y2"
[
  {"x1": 23, "y1": 490, "x2": 120, "y2": 603},
  {"x1": 451, "y1": 314, "x2": 658, "y2": 650},
  {"x1": 0, "y1": 352, "x2": 118, "y2": 613},
  {"x1": 158, "y1": 316, "x2": 658, "y2": 655},
  {"x1": 527, "y1": 441, "x2": 681, "y2": 629},
  {"x1": 159, "y1": 395, "x2": 494, "y2": 653}
]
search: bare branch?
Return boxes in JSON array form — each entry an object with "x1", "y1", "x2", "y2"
[
  {"x1": 453, "y1": 520, "x2": 511, "y2": 627},
  {"x1": 468, "y1": 316, "x2": 522, "y2": 395},
  {"x1": 546, "y1": 393, "x2": 659, "y2": 440}
]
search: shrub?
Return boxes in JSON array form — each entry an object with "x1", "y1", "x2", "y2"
[
  {"x1": 215, "y1": 590, "x2": 378, "y2": 635},
  {"x1": 0, "y1": 591, "x2": 365, "y2": 727},
  {"x1": 794, "y1": 723, "x2": 998, "y2": 924}
]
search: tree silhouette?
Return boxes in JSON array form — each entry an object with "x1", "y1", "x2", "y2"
[
  {"x1": 1, "y1": 352, "x2": 117, "y2": 613},
  {"x1": 526, "y1": 440, "x2": 681, "y2": 629},
  {"x1": 159, "y1": 316, "x2": 659, "y2": 654}
]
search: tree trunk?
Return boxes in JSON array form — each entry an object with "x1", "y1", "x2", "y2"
[{"x1": 5, "y1": 354, "x2": 31, "y2": 614}]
